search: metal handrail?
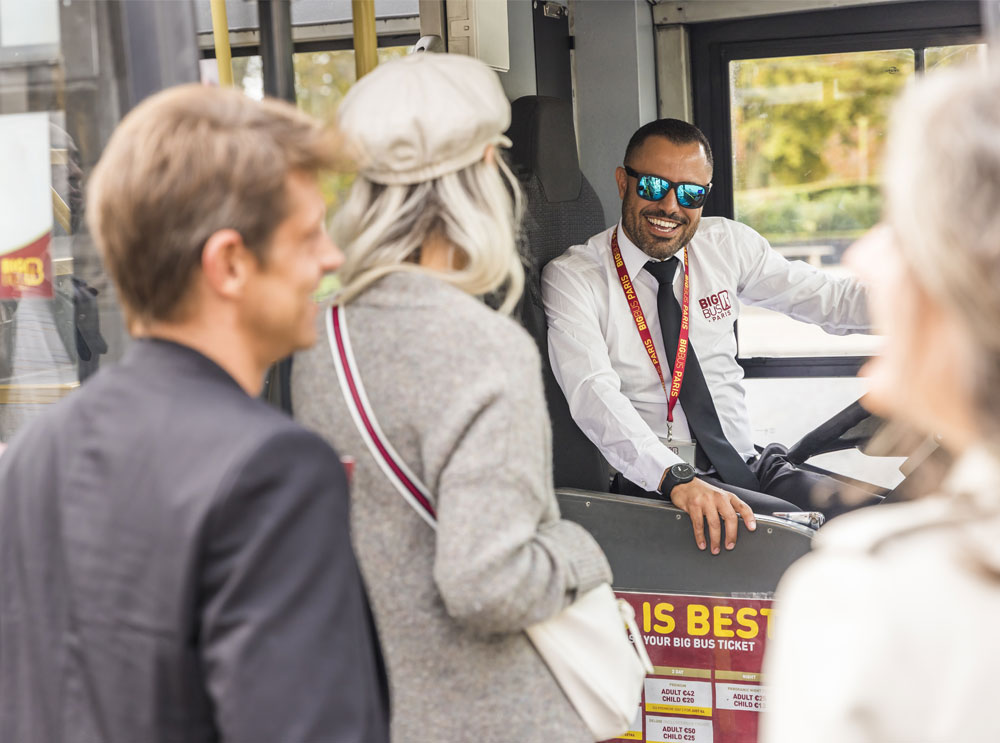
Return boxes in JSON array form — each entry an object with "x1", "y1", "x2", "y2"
[{"x1": 210, "y1": 0, "x2": 234, "y2": 86}]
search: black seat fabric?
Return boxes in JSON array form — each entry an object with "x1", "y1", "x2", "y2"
[{"x1": 506, "y1": 95, "x2": 611, "y2": 492}]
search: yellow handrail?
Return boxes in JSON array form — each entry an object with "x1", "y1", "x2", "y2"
[
  {"x1": 210, "y1": 0, "x2": 234, "y2": 87},
  {"x1": 352, "y1": 0, "x2": 378, "y2": 80}
]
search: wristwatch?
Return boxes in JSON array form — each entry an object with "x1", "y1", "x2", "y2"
[{"x1": 659, "y1": 462, "x2": 696, "y2": 497}]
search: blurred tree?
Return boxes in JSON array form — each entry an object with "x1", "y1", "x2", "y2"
[{"x1": 731, "y1": 49, "x2": 913, "y2": 190}]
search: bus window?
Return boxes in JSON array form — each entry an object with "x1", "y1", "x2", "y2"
[
  {"x1": 926, "y1": 42, "x2": 988, "y2": 69},
  {"x1": 728, "y1": 41, "x2": 986, "y2": 364},
  {"x1": 729, "y1": 48, "x2": 910, "y2": 360}
]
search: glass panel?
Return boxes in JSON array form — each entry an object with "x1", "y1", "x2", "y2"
[
  {"x1": 926, "y1": 42, "x2": 988, "y2": 70},
  {"x1": 201, "y1": 46, "x2": 412, "y2": 209},
  {"x1": 1, "y1": 0, "x2": 128, "y2": 443},
  {"x1": 729, "y1": 49, "x2": 914, "y2": 357}
]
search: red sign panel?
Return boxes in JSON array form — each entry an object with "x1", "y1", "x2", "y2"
[
  {"x1": 608, "y1": 591, "x2": 773, "y2": 743},
  {"x1": 0, "y1": 232, "x2": 53, "y2": 299}
]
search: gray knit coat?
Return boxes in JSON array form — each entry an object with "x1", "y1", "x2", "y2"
[{"x1": 292, "y1": 271, "x2": 613, "y2": 742}]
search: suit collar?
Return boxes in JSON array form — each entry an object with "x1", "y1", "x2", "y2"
[{"x1": 123, "y1": 337, "x2": 246, "y2": 393}]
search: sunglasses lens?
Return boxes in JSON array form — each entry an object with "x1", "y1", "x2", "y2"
[
  {"x1": 677, "y1": 184, "x2": 707, "y2": 208},
  {"x1": 637, "y1": 176, "x2": 667, "y2": 201}
]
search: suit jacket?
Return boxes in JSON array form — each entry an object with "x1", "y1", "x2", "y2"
[{"x1": 0, "y1": 338, "x2": 389, "y2": 743}]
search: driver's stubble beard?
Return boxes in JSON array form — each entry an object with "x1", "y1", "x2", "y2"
[{"x1": 620, "y1": 194, "x2": 699, "y2": 261}]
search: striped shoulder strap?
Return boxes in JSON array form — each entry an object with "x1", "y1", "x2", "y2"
[{"x1": 327, "y1": 304, "x2": 438, "y2": 530}]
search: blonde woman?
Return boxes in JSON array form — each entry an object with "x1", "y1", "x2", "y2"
[
  {"x1": 292, "y1": 53, "x2": 611, "y2": 742},
  {"x1": 762, "y1": 64, "x2": 1000, "y2": 742}
]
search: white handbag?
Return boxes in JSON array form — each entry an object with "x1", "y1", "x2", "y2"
[{"x1": 328, "y1": 305, "x2": 653, "y2": 741}]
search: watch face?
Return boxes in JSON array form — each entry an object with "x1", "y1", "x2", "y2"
[{"x1": 672, "y1": 463, "x2": 695, "y2": 481}]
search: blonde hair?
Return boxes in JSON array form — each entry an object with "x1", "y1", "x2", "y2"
[
  {"x1": 884, "y1": 64, "x2": 1000, "y2": 444},
  {"x1": 332, "y1": 153, "x2": 525, "y2": 314},
  {"x1": 87, "y1": 83, "x2": 342, "y2": 324}
]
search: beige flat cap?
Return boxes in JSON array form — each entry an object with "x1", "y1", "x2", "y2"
[{"x1": 337, "y1": 52, "x2": 512, "y2": 186}]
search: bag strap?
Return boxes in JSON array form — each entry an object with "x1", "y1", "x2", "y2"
[{"x1": 327, "y1": 305, "x2": 438, "y2": 530}]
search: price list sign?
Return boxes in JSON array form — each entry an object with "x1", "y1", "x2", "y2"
[{"x1": 608, "y1": 592, "x2": 772, "y2": 743}]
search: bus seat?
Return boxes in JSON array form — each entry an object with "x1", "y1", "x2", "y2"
[{"x1": 506, "y1": 95, "x2": 611, "y2": 492}]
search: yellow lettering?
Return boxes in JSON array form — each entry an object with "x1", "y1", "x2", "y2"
[
  {"x1": 24, "y1": 258, "x2": 44, "y2": 286},
  {"x1": 1, "y1": 257, "x2": 45, "y2": 287},
  {"x1": 736, "y1": 607, "x2": 759, "y2": 639},
  {"x1": 643, "y1": 602, "x2": 652, "y2": 633},
  {"x1": 760, "y1": 607, "x2": 774, "y2": 639},
  {"x1": 688, "y1": 604, "x2": 710, "y2": 636},
  {"x1": 713, "y1": 606, "x2": 735, "y2": 638},
  {"x1": 653, "y1": 602, "x2": 676, "y2": 634}
]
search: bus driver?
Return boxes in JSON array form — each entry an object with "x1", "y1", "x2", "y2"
[{"x1": 542, "y1": 119, "x2": 880, "y2": 555}]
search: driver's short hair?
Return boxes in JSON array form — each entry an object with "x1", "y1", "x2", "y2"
[
  {"x1": 87, "y1": 84, "x2": 341, "y2": 324},
  {"x1": 624, "y1": 119, "x2": 714, "y2": 173}
]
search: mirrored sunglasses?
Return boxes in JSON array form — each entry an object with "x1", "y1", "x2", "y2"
[{"x1": 623, "y1": 165, "x2": 711, "y2": 209}]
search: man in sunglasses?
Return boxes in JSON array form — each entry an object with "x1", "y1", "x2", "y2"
[{"x1": 542, "y1": 118, "x2": 876, "y2": 555}]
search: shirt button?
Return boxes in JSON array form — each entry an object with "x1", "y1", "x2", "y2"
[{"x1": 641, "y1": 480, "x2": 647, "y2": 487}]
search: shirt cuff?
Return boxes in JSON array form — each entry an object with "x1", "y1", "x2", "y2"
[{"x1": 624, "y1": 442, "x2": 683, "y2": 493}]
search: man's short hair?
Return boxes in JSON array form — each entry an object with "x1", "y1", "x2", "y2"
[
  {"x1": 87, "y1": 84, "x2": 341, "y2": 324},
  {"x1": 624, "y1": 118, "x2": 714, "y2": 173}
]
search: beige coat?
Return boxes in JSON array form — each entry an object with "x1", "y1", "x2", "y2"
[{"x1": 761, "y1": 447, "x2": 1000, "y2": 743}]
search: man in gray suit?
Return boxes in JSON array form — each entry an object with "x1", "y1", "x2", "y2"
[{"x1": 0, "y1": 85, "x2": 389, "y2": 743}]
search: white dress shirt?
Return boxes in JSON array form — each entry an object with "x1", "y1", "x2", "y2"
[{"x1": 541, "y1": 217, "x2": 869, "y2": 491}]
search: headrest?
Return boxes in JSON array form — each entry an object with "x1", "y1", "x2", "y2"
[{"x1": 506, "y1": 96, "x2": 582, "y2": 203}]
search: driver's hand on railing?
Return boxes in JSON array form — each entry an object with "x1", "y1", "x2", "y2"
[{"x1": 667, "y1": 478, "x2": 756, "y2": 554}]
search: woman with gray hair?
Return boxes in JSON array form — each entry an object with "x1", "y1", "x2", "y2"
[
  {"x1": 292, "y1": 53, "x2": 611, "y2": 741},
  {"x1": 761, "y1": 63, "x2": 1000, "y2": 742}
]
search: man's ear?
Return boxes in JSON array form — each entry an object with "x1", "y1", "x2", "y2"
[
  {"x1": 201, "y1": 228, "x2": 255, "y2": 300},
  {"x1": 615, "y1": 166, "x2": 628, "y2": 201}
]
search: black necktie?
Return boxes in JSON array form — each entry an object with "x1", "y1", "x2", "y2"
[{"x1": 644, "y1": 259, "x2": 759, "y2": 490}]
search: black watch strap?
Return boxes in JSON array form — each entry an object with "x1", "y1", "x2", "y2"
[{"x1": 659, "y1": 462, "x2": 696, "y2": 496}]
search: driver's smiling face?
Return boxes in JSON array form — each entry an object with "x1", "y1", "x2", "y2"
[{"x1": 616, "y1": 137, "x2": 712, "y2": 260}]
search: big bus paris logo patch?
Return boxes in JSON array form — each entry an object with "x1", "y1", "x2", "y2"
[{"x1": 698, "y1": 290, "x2": 733, "y2": 321}]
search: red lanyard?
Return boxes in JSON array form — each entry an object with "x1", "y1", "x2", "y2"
[{"x1": 611, "y1": 227, "x2": 691, "y2": 430}]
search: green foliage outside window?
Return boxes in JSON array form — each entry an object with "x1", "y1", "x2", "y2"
[{"x1": 730, "y1": 44, "x2": 984, "y2": 250}]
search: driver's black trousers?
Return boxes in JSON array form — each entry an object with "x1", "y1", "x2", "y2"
[{"x1": 614, "y1": 443, "x2": 884, "y2": 520}]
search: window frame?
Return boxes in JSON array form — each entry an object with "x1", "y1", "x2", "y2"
[
  {"x1": 688, "y1": 0, "x2": 982, "y2": 378},
  {"x1": 198, "y1": 33, "x2": 420, "y2": 59}
]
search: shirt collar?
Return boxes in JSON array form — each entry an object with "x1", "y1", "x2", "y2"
[{"x1": 615, "y1": 219, "x2": 686, "y2": 282}]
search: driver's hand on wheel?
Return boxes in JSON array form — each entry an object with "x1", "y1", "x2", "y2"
[{"x1": 666, "y1": 478, "x2": 756, "y2": 554}]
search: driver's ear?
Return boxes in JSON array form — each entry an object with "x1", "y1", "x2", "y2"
[{"x1": 615, "y1": 166, "x2": 628, "y2": 200}]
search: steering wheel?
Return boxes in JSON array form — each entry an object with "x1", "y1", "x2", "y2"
[{"x1": 785, "y1": 399, "x2": 884, "y2": 465}]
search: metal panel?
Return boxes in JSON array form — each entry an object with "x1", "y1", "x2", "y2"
[
  {"x1": 532, "y1": 1, "x2": 571, "y2": 101},
  {"x1": 984, "y1": 0, "x2": 1000, "y2": 38},
  {"x1": 196, "y1": 18, "x2": 420, "y2": 52},
  {"x1": 193, "y1": 0, "x2": 419, "y2": 32},
  {"x1": 114, "y1": 0, "x2": 201, "y2": 111},
  {"x1": 498, "y1": 0, "x2": 537, "y2": 101},
  {"x1": 557, "y1": 489, "x2": 813, "y2": 596},
  {"x1": 655, "y1": 24, "x2": 692, "y2": 121},
  {"x1": 258, "y1": 0, "x2": 295, "y2": 102},
  {"x1": 653, "y1": 0, "x2": 915, "y2": 25},
  {"x1": 572, "y1": 0, "x2": 658, "y2": 228}
]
